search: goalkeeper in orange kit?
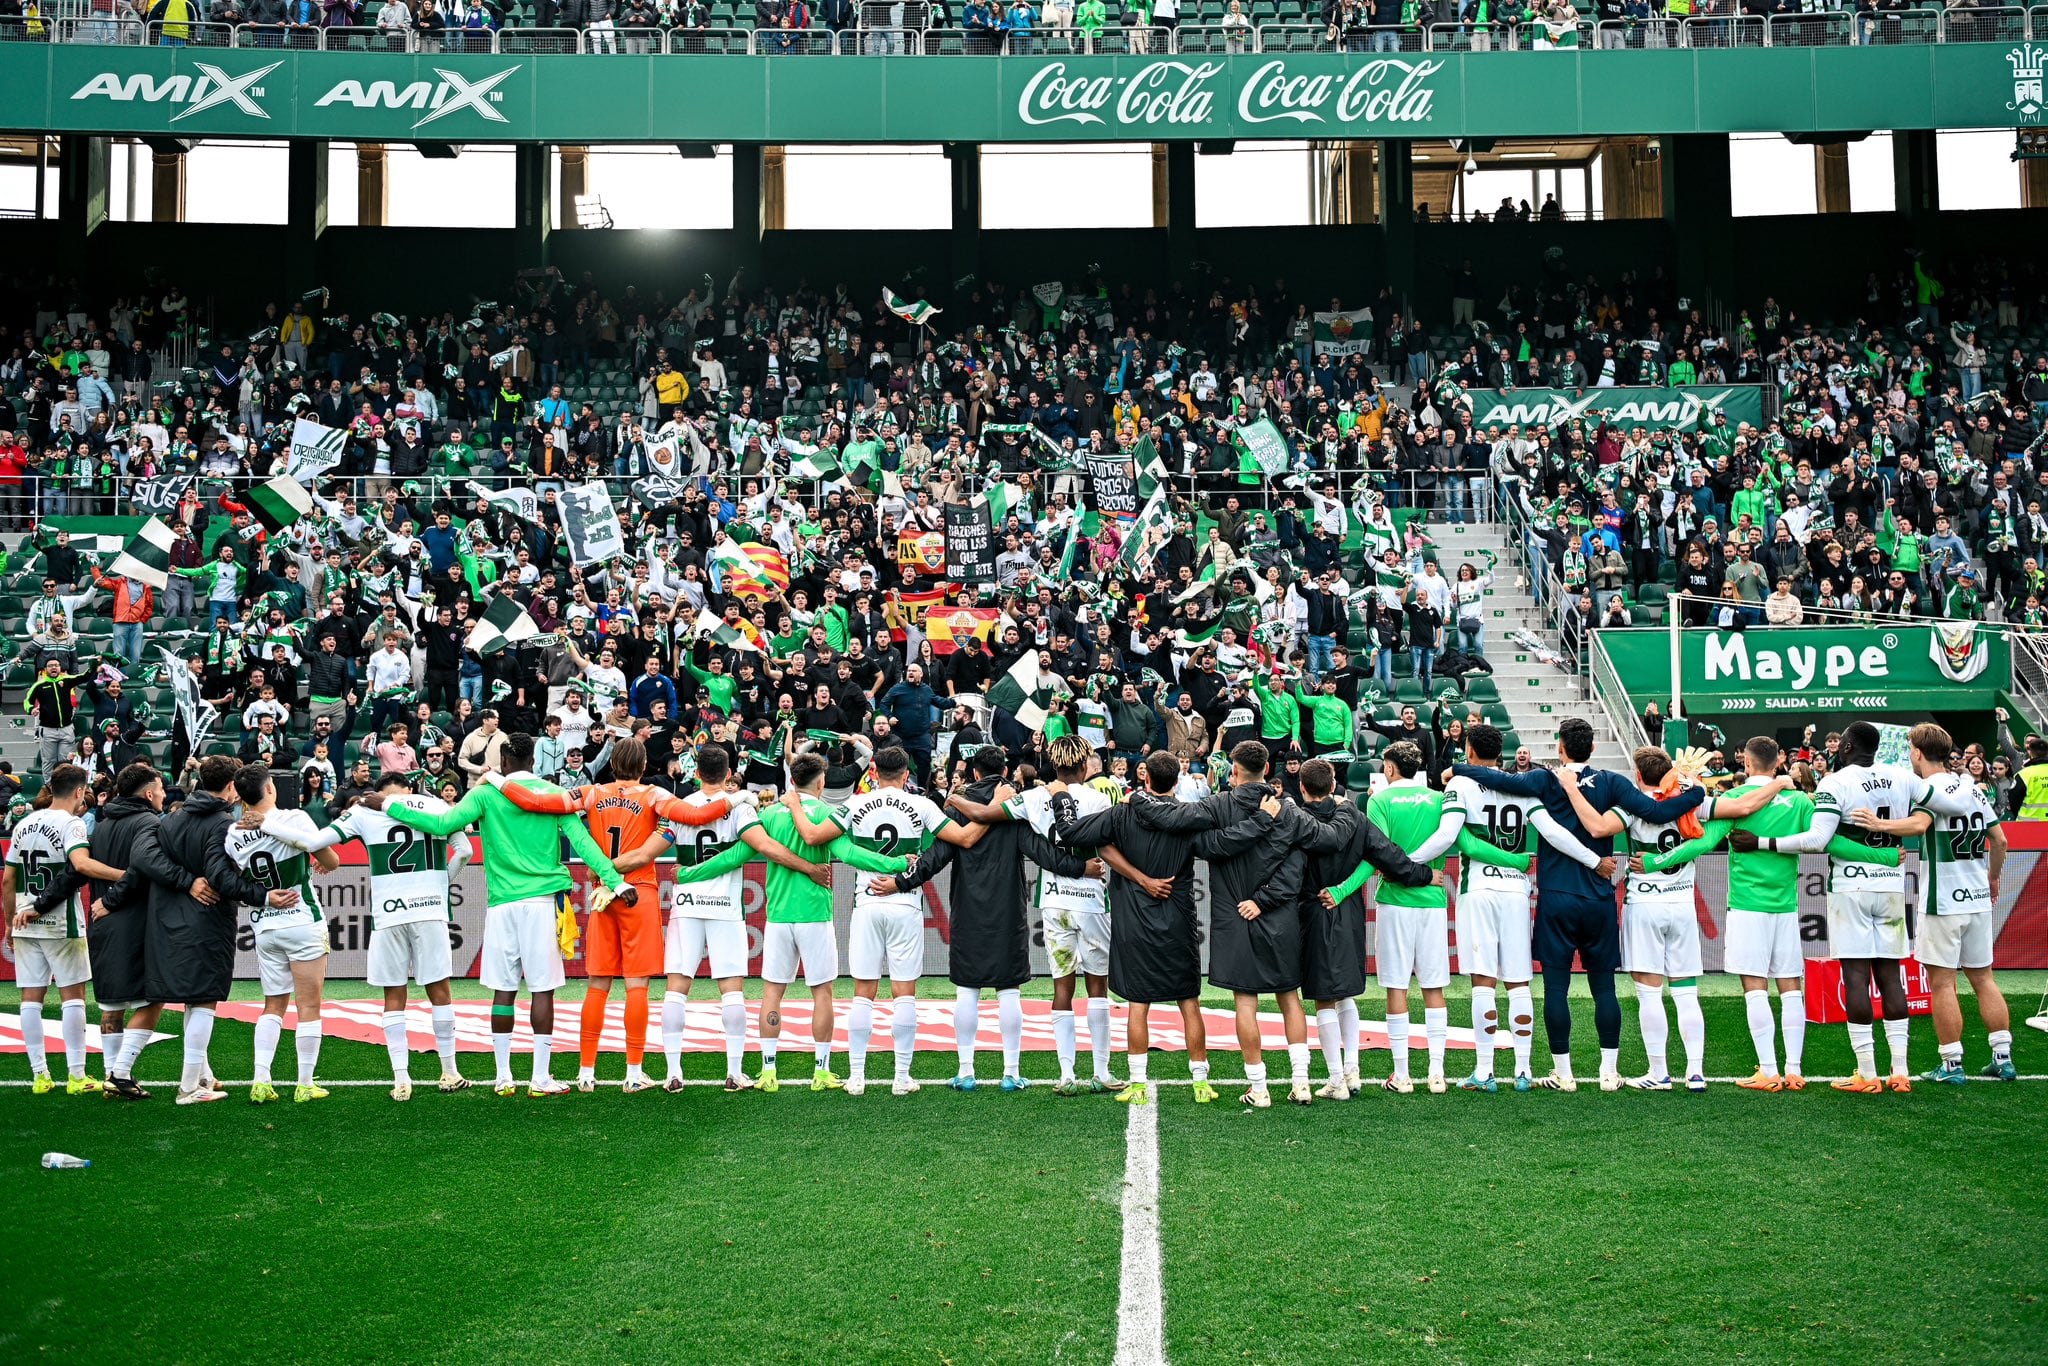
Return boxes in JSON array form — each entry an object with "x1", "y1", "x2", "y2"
[{"x1": 487, "y1": 737, "x2": 746, "y2": 1093}]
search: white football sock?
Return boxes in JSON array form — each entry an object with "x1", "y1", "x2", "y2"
[
  {"x1": 1507, "y1": 986, "x2": 1534, "y2": 1078},
  {"x1": 1672, "y1": 985, "x2": 1704, "y2": 1078},
  {"x1": 1847, "y1": 1021, "x2": 1876, "y2": 1077},
  {"x1": 813, "y1": 1035, "x2": 833, "y2": 1070},
  {"x1": 1315, "y1": 1007, "x2": 1343, "y2": 1082},
  {"x1": 662, "y1": 990, "x2": 688, "y2": 1077},
  {"x1": 1087, "y1": 996, "x2": 1113, "y2": 1080},
  {"x1": 759, "y1": 1034, "x2": 778, "y2": 1068},
  {"x1": 296, "y1": 1022, "x2": 322, "y2": 1087},
  {"x1": 847, "y1": 997, "x2": 874, "y2": 1083},
  {"x1": 383, "y1": 1010, "x2": 411, "y2": 1081},
  {"x1": 18, "y1": 1002, "x2": 45, "y2": 1076},
  {"x1": 116, "y1": 1025, "x2": 150, "y2": 1078},
  {"x1": 1599, "y1": 1046, "x2": 1620, "y2": 1077},
  {"x1": 1338, "y1": 998, "x2": 1361, "y2": 1077},
  {"x1": 1939, "y1": 1039, "x2": 1964, "y2": 1065},
  {"x1": 1550, "y1": 1052, "x2": 1574, "y2": 1082},
  {"x1": 431, "y1": 1003, "x2": 458, "y2": 1073},
  {"x1": 954, "y1": 987, "x2": 980, "y2": 1075},
  {"x1": 1286, "y1": 1041, "x2": 1311, "y2": 1086},
  {"x1": 1744, "y1": 989, "x2": 1778, "y2": 1075},
  {"x1": 1243, "y1": 1061, "x2": 1267, "y2": 1085},
  {"x1": 1388, "y1": 1011, "x2": 1411, "y2": 1079},
  {"x1": 180, "y1": 1007, "x2": 216, "y2": 1091},
  {"x1": 720, "y1": 991, "x2": 748, "y2": 1077},
  {"x1": 1884, "y1": 1017, "x2": 1910, "y2": 1077},
  {"x1": 1470, "y1": 986, "x2": 1497, "y2": 1081},
  {"x1": 253, "y1": 1012, "x2": 283, "y2": 1084},
  {"x1": 1637, "y1": 983, "x2": 1670, "y2": 1077},
  {"x1": 1051, "y1": 1008, "x2": 1077, "y2": 1083},
  {"x1": 1780, "y1": 991, "x2": 1806, "y2": 1074},
  {"x1": 1189, "y1": 1059, "x2": 1209, "y2": 1082},
  {"x1": 1423, "y1": 1006, "x2": 1447, "y2": 1077},
  {"x1": 578, "y1": 1064, "x2": 597, "y2": 1084},
  {"x1": 1128, "y1": 1052, "x2": 1149, "y2": 1084},
  {"x1": 104, "y1": 1028, "x2": 131, "y2": 1079},
  {"x1": 492, "y1": 1032, "x2": 514, "y2": 1082},
  {"x1": 60, "y1": 998, "x2": 86, "y2": 1078},
  {"x1": 1990, "y1": 1028, "x2": 2014, "y2": 1064},
  {"x1": 891, "y1": 995, "x2": 918, "y2": 1080},
  {"x1": 997, "y1": 989, "x2": 1023, "y2": 1076},
  {"x1": 530, "y1": 1033, "x2": 553, "y2": 1086}
]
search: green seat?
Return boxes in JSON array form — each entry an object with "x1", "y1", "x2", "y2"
[
  {"x1": 1345, "y1": 762, "x2": 1375, "y2": 793},
  {"x1": 1637, "y1": 583, "x2": 1670, "y2": 606},
  {"x1": 1394, "y1": 677, "x2": 1428, "y2": 703},
  {"x1": 1463, "y1": 676, "x2": 1501, "y2": 703},
  {"x1": 1498, "y1": 730, "x2": 1523, "y2": 754},
  {"x1": 1478, "y1": 702, "x2": 1513, "y2": 728}
]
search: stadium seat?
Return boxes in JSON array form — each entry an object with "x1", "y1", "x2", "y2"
[{"x1": 1464, "y1": 677, "x2": 1501, "y2": 703}]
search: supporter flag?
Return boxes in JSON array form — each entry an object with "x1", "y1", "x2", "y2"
[
  {"x1": 693, "y1": 608, "x2": 762, "y2": 653},
  {"x1": 559, "y1": 482, "x2": 626, "y2": 568},
  {"x1": 883, "y1": 289, "x2": 941, "y2": 325},
  {"x1": 986, "y1": 650, "x2": 1052, "y2": 730},
  {"x1": 786, "y1": 446, "x2": 841, "y2": 482},
  {"x1": 159, "y1": 645, "x2": 217, "y2": 753},
  {"x1": 477, "y1": 484, "x2": 541, "y2": 524},
  {"x1": 286, "y1": 417, "x2": 348, "y2": 481},
  {"x1": 897, "y1": 530, "x2": 948, "y2": 574},
  {"x1": 1031, "y1": 281, "x2": 1065, "y2": 313},
  {"x1": 631, "y1": 476, "x2": 687, "y2": 508},
  {"x1": 134, "y1": 470, "x2": 189, "y2": 517},
  {"x1": 925, "y1": 606, "x2": 1002, "y2": 655},
  {"x1": 1172, "y1": 616, "x2": 1224, "y2": 650},
  {"x1": 244, "y1": 475, "x2": 313, "y2": 535},
  {"x1": 110, "y1": 517, "x2": 177, "y2": 591},
  {"x1": 645, "y1": 433, "x2": 683, "y2": 479},
  {"x1": 895, "y1": 585, "x2": 949, "y2": 624},
  {"x1": 1312, "y1": 307, "x2": 1375, "y2": 356},
  {"x1": 711, "y1": 540, "x2": 789, "y2": 600},
  {"x1": 979, "y1": 480, "x2": 1027, "y2": 528},
  {"x1": 1132, "y1": 434, "x2": 1169, "y2": 501},
  {"x1": 1233, "y1": 417, "x2": 1293, "y2": 482},
  {"x1": 467, "y1": 593, "x2": 540, "y2": 656},
  {"x1": 1117, "y1": 486, "x2": 1172, "y2": 575}
]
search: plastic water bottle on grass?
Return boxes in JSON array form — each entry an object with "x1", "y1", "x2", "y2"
[{"x1": 40, "y1": 1153, "x2": 89, "y2": 1170}]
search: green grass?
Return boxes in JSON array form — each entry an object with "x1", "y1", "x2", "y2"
[{"x1": 1, "y1": 979, "x2": 2044, "y2": 1364}]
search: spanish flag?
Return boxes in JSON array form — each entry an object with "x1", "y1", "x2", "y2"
[{"x1": 925, "y1": 606, "x2": 1002, "y2": 655}]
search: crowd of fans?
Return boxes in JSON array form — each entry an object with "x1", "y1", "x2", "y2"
[
  {"x1": 0, "y1": 249, "x2": 2040, "y2": 840},
  {"x1": 10, "y1": 0, "x2": 2007, "y2": 50}
]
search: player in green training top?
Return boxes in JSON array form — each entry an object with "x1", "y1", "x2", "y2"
[
  {"x1": 671, "y1": 752, "x2": 911, "y2": 1093},
  {"x1": 1321, "y1": 740, "x2": 1529, "y2": 1095},
  {"x1": 374, "y1": 732, "x2": 631, "y2": 1098},
  {"x1": 1619, "y1": 736, "x2": 1899, "y2": 1092}
]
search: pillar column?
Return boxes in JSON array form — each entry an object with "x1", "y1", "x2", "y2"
[
  {"x1": 761, "y1": 145, "x2": 786, "y2": 232},
  {"x1": 2022, "y1": 156, "x2": 2048, "y2": 209},
  {"x1": 1599, "y1": 137, "x2": 1662, "y2": 219},
  {"x1": 150, "y1": 148, "x2": 186, "y2": 223},
  {"x1": 1378, "y1": 138, "x2": 1414, "y2": 311},
  {"x1": 947, "y1": 143, "x2": 981, "y2": 290},
  {"x1": 1165, "y1": 142, "x2": 1196, "y2": 281},
  {"x1": 513, "y1": 143, "x2": 550, "y2": 267},
  {"x1": 558, "y1": 145, "x2": 589, "y2": 229},
  {"x1": 356, "y1": 143, "x2": 388, "y2": 228},
  {"x1": 1892, "y1": 128, "x2": 1939, "y2": 217},
  {"x1": 285, "y1": 139, "x2": 328, "y2": 290},
  {"x1": 56, "y1": 136, "x2": 108, "y2": 281},
  {"x1": 1814, "y1": 141, "x2": 1851, "y2": 214},
  {"x1": 1662, "y1": 134, "x2": 1733, "y2": 309},
  {"x1": 1150, "y1": 144, "x2": 1169, "y2": 228},
  {"x1": 731, "y1": 143, "x2": 764, "y2": 276}
]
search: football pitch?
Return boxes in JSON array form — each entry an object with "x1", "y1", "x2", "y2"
[{"x1": 3, "y1": 977, "x2": 2045, "y2": 1365}]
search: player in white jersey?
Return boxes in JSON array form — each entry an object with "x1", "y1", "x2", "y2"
[
  {"x1": 4, "y1": 765, "x2": 123, "y2": 1095},
  {"x1": 949, "y1": 735, "x2": 1118, "y2": 1095},
  {"x1": 1733, "y1": 721, "x2": 1916, "y2": 1092},
  {"x1": 658, "y1": 745, "x2": 761, "y2": 1093},
  {"x1": 783, "y1": 745, "x2": 983, "y2": 1096},
  {"x1": 1845, "y1": 724, "x2": 2016, "y2": 1085},
  {"x1": 224, "y1": 766, "x2": 342, "y2": 1104},
  {"x1": 1445, "y1": 724, "x2": 1608, "y2": 1094},
  {"x1": 252, "y1": 772, "x2": 473, "y2": 1100}
]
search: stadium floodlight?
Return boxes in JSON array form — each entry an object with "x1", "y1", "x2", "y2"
[{"x1": 574, "y1": 195, "x2": 614, "y2": 229}]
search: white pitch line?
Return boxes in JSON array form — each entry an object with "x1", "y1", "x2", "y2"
[
  {"x1": 2, "y1": 1075, "x2": 2044, "y2": 1089},
  {"x1": 1113, "y1": 1097, "x2": 1167, "y2": 1366}
]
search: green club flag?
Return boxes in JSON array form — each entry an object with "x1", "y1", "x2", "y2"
[
  {"x1": 693, "y1": 608, "x2": 761, "y2": 653},
  {"x1": 1172, "y1": 616, "x2": 1224, "y2": 650},
  {"x1": 1233, "y1": 417, "x2": 1292, "y2": 483},
  {"x1": 466, "y1": 593, "x2": 540, "y2": 656},
  {"x1": 110, "y1": 517, "x2": 177, "y2": 591},
  {"x1": 786, "y1": 446, "x2": 841, "y2": 482},
  {"x1": 245, "y1": 474, "x2": 313, "y2": 534},
  {"x1": 883, "y1": 289, "x2": 941, "y2": 325},
  {"x1": 1116, "y1": 486, "x2": 1173, "y2": 577},
  {"x1": 985, "y1": 649, "x2": 1052, "y2": 731},
  {"x1": 1132, "y1": 434, "x2": 1169, "y2": 502}
]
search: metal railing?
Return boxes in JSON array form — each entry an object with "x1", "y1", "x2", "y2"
[
  {"x1": 1589, "y1": 630, "x2": 1651, "y2": 752},
  {"x1": 30, "y1": 9, "x2": 2048, "y2": 53},
  {"x1": 2010, "y1": 629, "x2": 2048, "y2": 737}
]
